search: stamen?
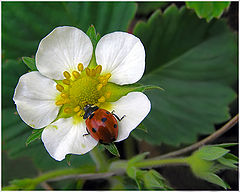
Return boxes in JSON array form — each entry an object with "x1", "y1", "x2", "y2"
[
  {"x1": 91, "y1": 69, "x2": 96, "y2": 76},
  {"x1": 102, "y1": 79, "x2": 108, "y2": 85},
  {"x1": 95, "y1": 65, "x2": 102, "y2": 75},
  {"x1": 74, "y1": 106, "x2": 80, "y2": 112},
  {"x1": 105, "y1": 73, "x2": 111, "y2": 80},
  {"x1": 64, "y1": 107, "x2": 72, "y2": 113},
  {"x1": 98, "y1": 76, "x2": 105, "y2": 81},
  {"x1": 56, "y1": 84, "x2": 64, "y2": 92},
  {"x1": 77, "y1": 111, "x2": 84, "y2": 117},
  {"x1": 55, "y1": 100, "x2": 65, "y2": 106},
  {"x1": 105, "y1": 92, "x2": 111, "y2": 99},
  {"x1": 98, "y1": 96, "x2": 105, "y2": 103},
  {"x1": 63, "y1": 79, "x2": 70, "y2": 85},
  {"x1": 63, "y1": 71, "x2": 71, "y2": 79},
  {"x1": 63, "y1": 98, "x2": 71, "y2": 104},
  {"x1": 78, "y1": 63, "x2": 84, "y2": 72},
  {"x1": 86, "y1": 68, "x2": 91, "y2": 76},
  {"x1": 61, "y1": 93, "x2": 68, "y2": 98},
  {"x1": 72, "y1": 71, "x2": 80, "y2": 79},
  {"x1": 97, "y1": 84, "x2": 103, "y2": 91}
]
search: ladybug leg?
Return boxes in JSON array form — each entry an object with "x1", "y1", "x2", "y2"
[
  {"x1": 112, "y1": 112, "x2": 126, "y2": 121},
  {"x1": 83, "y1": 127, "x2": 90, "y2": 137}
]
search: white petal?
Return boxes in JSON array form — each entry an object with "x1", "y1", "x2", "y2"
[
  {"x1": 110, "y1": 92, "x2": 151, "y2": 142},
  {"x1": 42, "y1": 118, "x2": 98, "y2": 161},
  {"x1": 13, "y1": 71, "x2": 60, "y2": 129},
  {"x1": 36, "y1": 26, "x2": 93, "y2": 80},
  {"x1": 95, "y1": 32, "x2": 145, "y2": 85}
]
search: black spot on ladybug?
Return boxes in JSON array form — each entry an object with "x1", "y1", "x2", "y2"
[
  {"x1": 92, "y1": 128, "x2": 97, "y2": 133},
  {"x1": 114, "y1": 124, "x2": 117, "y2": 128},
  {"x1": 101, "y1": 117, "x2": 107, "y2": 122},
  {"x1": 99, "y1": 139, "x2": 103, "y2": 144},
  {"x1": 106, "y1": 111, "x2": 110, "y2": 114},
  {"x1": 89, "y1": 113, "x2": 95, "y2": 119}
]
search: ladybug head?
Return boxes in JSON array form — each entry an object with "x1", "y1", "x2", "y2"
[{"x1": 83, "y1": 104, "x2": 99, "y2": 119}]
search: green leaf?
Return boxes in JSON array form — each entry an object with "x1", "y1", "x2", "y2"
[
  {"x1": 128, "y1": 152, "x2": 149, "y2": 165},
  {"x1": 135, "y1": 123, "x2": 148, "y2": 133},
  {"x1": 86, "y1": 25, "x2": 101, "y2": 50},
  {"x1": 186, "y1": 2, "x2": 230, "y2": 22},
  {"x1": 143, "y1": 169, "x2": 171, "y2": 190},
  {"x1": 133, "y1": 5, "x2": 237, "y2": 146},
  {"x1": 65, "y1": 154, "x2": 72, "y2": 166},
  {"x1": 102, "y1": 143, "x2": 120, "y2": 157},
  {"x1": 137, "y1": 2, "x2": 168, "y2": 15},
  {"x1": 197, "y1": 146, "x2": 230, "y2": 161},
  {"x1": 223, "y1": 153, "x2": 238, "y2": 162},
  {"x1": 217, "y1": 156, "x2": 238, "y2": 169},
  {"x1": 106, "y1": 82, "x2": 163, "y2": 102},
  {"x1": 22, "y1": 57, "x2": 37, "y2": 71},
  {"x1": 217, "y1": 153, "x2": 238, "y2": 169},
  {"x1": 202, "y1": 172, "x2": 230, "y2": 189},
  {"x1": 2, "y1": 59, "x2": 28, "y2": 108},
  {"x1": 3, "y1": 2, "x2": 137, "y2": 60},
  {"x1": 212, "y1": 143, "x2": 238, "y2": 148},
  {"x1": 126, "y1": 167, "x2": 145, "y2": 190},
  {"x1": 9, "y1": 178, "x2": 36, "y2": 190},
  {"x1": 26, "y1": 129, "x2": 43, "y2": 146}
]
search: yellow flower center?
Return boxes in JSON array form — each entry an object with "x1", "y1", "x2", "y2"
[{"x1": 55, "y1": 63, "x2": 111, "y2": 120}]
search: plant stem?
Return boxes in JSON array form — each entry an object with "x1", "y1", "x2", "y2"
[
  {"x1": 33, "y1": 168, "x2": 83, "y2": 184},
  {"x1": 90, "y1": 146, "x2": 109, "y2": 172},
  {"x1": 154, "y1": 114, "x2": 239, "y2": 160},
  {"x1": 134, "y1": 157, "x2": 189, "y2": 168}
]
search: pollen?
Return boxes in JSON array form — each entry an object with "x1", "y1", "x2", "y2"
[
  {"x1": 74, "y1": 106, "x2": 80, "y2": 112},
  {"x1": 55, "y1": 65, "x2": 112, "y2": 120},
  {"x1": 63, "y1": 71, "x2": 71, "y2": 79},
  {"x1": 61, "y1": 93, "x2": 68, "y2": 98},
  {"x1": 56, "y1": 84, "x2": 64, "y2": 92},
  {"x1": 95, "y1": 65, "x2": 102, "y2": 74},
  {"x1": 55, "y1": 100, "x2": 65, "y2": 106},
  {"x1": 78, "y1": 63, "x2": 84, "y2": 72},
  {"x1": 63, "y1": 79, "x2": 70, "y2": 85},
  {"x1": 98, "y1": 96, "x2": 106, "y2": 103},
  {"x1": 64, "y1": 107, "x2": 72, "y2": 113},
  {"x1": 97, "y1": 84, "x2": 103, "y2": 91},
  {"x1": 72, "y1": 71, "x2": 80, "y2": 79}
]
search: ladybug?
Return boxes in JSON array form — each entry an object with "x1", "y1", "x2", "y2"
[{"x1": 83, "y1": 104, "x2": 125, "y2": 144}]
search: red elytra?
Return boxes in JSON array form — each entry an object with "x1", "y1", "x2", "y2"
[{"x1": 83, "y1": 105, "x2": 123, "y2": 144}]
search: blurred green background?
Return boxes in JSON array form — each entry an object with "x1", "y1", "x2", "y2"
[{"x1": 2, "y1": 1, "x2": 238, "y2": 190}]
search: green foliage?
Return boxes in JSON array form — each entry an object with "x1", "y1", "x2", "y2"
[
  {"x1": 188, "y1": 144, "x2": 238, "y2": 189},
  {"x1": 126, "y1": 167, "x2": 171, "y2": 190},
  {"x1": 137, "y1": 2, "x2": 168, "y2": 15},
  {"x1": 102, "y1": 143, "x2": 120, "y2": 157},
  {"x1": 106, "y1": 82, "x2": 163, "y2": 102},
  {"x1": 196, "y1": 146, "x2": 230, "y2": 160},
  {"x1": 22, "y1": 57, "x2": 37, "y2": 71},
  {"x1": 133, "y1": 5, "x2": 237, "y2": 146},
  {"x1": 2, "y1": 108, "x2": 94, "y2": 171},
  {"x1": 86, "y1": 25, "x2": 101, "y2": 50},
  {"x1": 26, "y1": 129, "x2": 43, "y2": 146},
  {"x1": 2, "y1": 59, "x2": 28, "y2": 108},
  {"x1": 143, "y1": 169, "x2": 172, "y2": 190},
  {"x1": 2, "y1": 2, "x2": 238, "y2": 190},
  {"x1": 126, "y1": 152, "x2": 171, "y2": 189},
  {"x1": 186, "y1": 2, "x2": 231, "y2": 22},
  {"x1": 2, "y1": 2, "x2": 137, "y2": 59}
]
